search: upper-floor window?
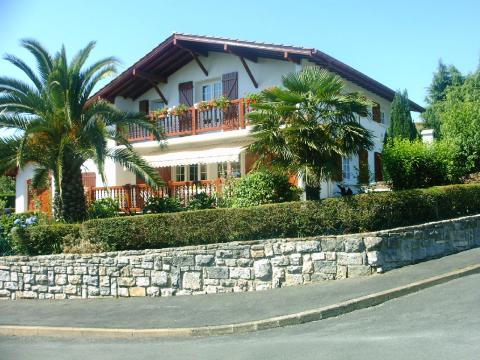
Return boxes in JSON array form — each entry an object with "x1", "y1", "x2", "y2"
[
  {"x1": 150, "y1": 100, "x2": 165, "y2": 112},
  {"x1": 381, "y1": 111, "x2": 386, "y2": 125},
  {"x1": 202, "y1": 81, "x2": 222, "y2": 101},
  {"x1": 343, "y1": 157, "x2": 351, "y2": 181}
]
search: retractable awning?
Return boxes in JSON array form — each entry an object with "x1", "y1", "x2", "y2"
[{"x1": 143, "y1": 145, "x2": 247, "y2": 168}]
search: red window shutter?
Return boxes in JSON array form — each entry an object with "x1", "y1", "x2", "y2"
[
  {"x1": 158, "y1": 167, "x2": 171, "y2": 182},
  {"x1": 372, "y1": 103, "x2": 381, "y2": 123},
  {"x1": 222, "y1": 72, "x2": 238, "y2": 99},
  {"x1": 139, "y1": 100, "x2": 149, "y2": 115},
  {"x1": 374, "y1": 152, "x2": 383, "y2": 182},
  {"x1": 179, "y1": 81, "x2": 193, "y2": 106},
  {"x1": 358, "y1": 150, "x2": 369, "y2": 184},
  {"x1": 81, "y1": 172, "x2": 96, "y2": 188}
]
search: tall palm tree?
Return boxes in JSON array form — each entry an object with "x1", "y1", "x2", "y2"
[
  {"x1": 248, "y1": 67, "x2": 374, "y2": 199},
  {"x1": 0, "y1": 40, "x2": 163, "y2": 222}
]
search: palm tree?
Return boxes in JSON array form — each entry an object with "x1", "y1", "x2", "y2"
[
  {"x1": 248, "y1": 67, "x2": 374, "y2": 199},
  {"x1": 0, "y1": 40, "x2": 163, "y2": 222}
]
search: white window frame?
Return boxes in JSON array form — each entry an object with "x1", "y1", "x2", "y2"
[
  {"x1": 149, "y1": 99, "x2": 165, "y2": 112},
  {"x1": 343, "y1": 157, "x2": 351, "y2": 181},
  {"x1": 201, "y1": 80, "x2": 222, "y2": 101}
]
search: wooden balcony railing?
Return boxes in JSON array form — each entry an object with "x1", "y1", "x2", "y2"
[
  {"x1": 127, "y1": 98, "x2": 252, "y2": 142},
  {"x1": 86, "y1": 179, "x2": 223, "y2": 212}
]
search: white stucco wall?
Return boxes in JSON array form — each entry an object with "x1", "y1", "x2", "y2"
[{"x1": 15, "y1": 164, "x2": 35, "y2": 213}]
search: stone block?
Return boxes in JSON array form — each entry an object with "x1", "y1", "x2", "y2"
[
  {"x1": 23, "y1": 273, "x2": 35, "y2": 284},
  {"x1": 366, "y1": 251, "x2": 382, "y2": 266},
  {"x1": 4, "y1": 282, "x2": 18, "y2": 290},
  {"x1": 147, "y1": 286, "x2": 160, "y2": 297},
  {"x1": 68, "y1": 275, "x2": 82, "y2": 285},
  {"x1": 117, "y1": 287, "x2": 129, "y2": 297},
  {"x1": 337, "y1": 253, "x2": 364, "y2": 266},
  {"x1": 280, "y1": 242, "x2": 296, "y2": 254},
  {"x1": 313, "y1": 261, "x2": 337, "y2": 275},
  {"x1": 131, "y1": 268, "x2": 145, "y2": 277},
  {"x1": 271, "y1": 256, "x2": 289, "y2": 267},
  {"x1": 207, "y1": 267, "x2": 229, "y2": 279},
  {"x1": 151, "y1": 271, "x2": 168, "y2": 287},
  {"x1": 17, "y1": 291, "x2": 37, "y2": 299},
  {"x1": 64, "y1": 285, "x2": 78, "y2": 295},
  {"x1": 83, "y1": 275, "x2": 99, "y2": 286},
  {"x1": 182, "y1": 272, "x2": 202, "y2": 290},
  {"x1": 320, "y1": 237, "x2": 343, "y2": 252},
  {"x1": 55, "y1": 274, "x2": 67, "y2": 285},
  {"x1": 296, "y1": 241, "x2": 320, "y2": 253},
  {"x1": 289, "y1": 253, "x2": 302, "y2": 266},
  {"x1": 87, "y1": 286, "x2": 100, "y2": 296},
  {"x1": 129, "y1": 287, "x2": 146, "y2": 297},
  {"x1": 35, "y1": 274, "x2": 48, "y2": 285},
  {"x1": 250, "y1": 249, "x2": 265, "y2": 258},
  {"x1": 344, "y1": 236, "x2": 365, "y2": 252},
  {"x1": 0, "y1": 289, "x2": 10, "y2": 297},
  {"x1": 347, "y1": 265, "x2": 371, "y2": 277},
  {"x1": 230, "y1": 267, "x2": 251, "y2": 279},
  {"x1": 161, "y1": 288, "x2": 175, "y2": 297},
  {"x1": 48, "y1": 286, "x2": 63, "y2": 294},
  {"x1": 136, "y1": 277, "x2": 150, "y2": 287},
  {"x1": 195, "y1": 255, "x2": 214, "y2": 266},
  {"x1": 284, "y1": 273, "x2": 304, "y2": 287},
  {"x1": 254, "y1": 259, "x2": 272, "y2": 280},
  {"x1": 118, "y1": 277, "x2": 135, "y2": 287},
  {"x1": 172, "y1": 256, "x2": 194, "y2": 267},
  {"x1": 237, "y1": 258, "x2": 253, "y2": 267}
]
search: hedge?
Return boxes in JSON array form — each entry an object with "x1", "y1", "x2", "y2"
[
  {"x1": 0, "y1": 193, "x2": 15, "y2": 209},
  {"x1": 8, "y1": 183, "x2": 480, "y2": 255},
  {"x1": 11, "y1": 224, "x2": 81, "y2": 256},
  {"x1": 80, "y1": 183, "x2": 480, "y2": 252}
]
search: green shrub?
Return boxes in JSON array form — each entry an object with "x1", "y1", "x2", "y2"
[
  {"x1": 383, "y1": 138, "x2": 465, "y2": 189},
  {"x1": 88, "y1": 198, "x2": 120, "y2": 219},
  {"x1": 0, "y1": 193, "x2": 15, "y2": 210},
  {"x1": 0, "y1": 212, "x2": 39, "y2": 256},
  {"x1": 187, "y1": 193, "x2": 216, "y2": 211},
  {"x1": 80, "y1": 183, "x2": 480, "y2": 252},
  {"x1": 224, "y1": 170, "x2": 300, "y2": 208},
  {"x1": 143, "y1": 196, "x2": 183, "y2": 214},
  {"x1": 12, "y1": 223, "x2": 81, "y2": 256}
]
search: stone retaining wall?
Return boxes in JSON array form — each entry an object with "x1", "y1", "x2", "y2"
[{"x1": 1, "y1": 215, "x2": 479, "y2": 300}]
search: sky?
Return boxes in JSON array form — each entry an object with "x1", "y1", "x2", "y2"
[{"x1": 1, "y1": 0, "x2": 479, "y2": 117}]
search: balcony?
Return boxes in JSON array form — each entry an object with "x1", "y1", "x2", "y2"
[
  {"x1": 127, "y1": 98, "x2": 252, "y2": 142},
  {"x1": 86, "y1": 180, "x2": 223, "y2": 213}
]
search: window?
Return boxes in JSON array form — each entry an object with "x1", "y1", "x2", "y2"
[
  {"x1": 150, "y1": 100, "x2": 164, "y2": 112},
  {"x1": 202, "y1": 81, "x2": 222, "y2": 101},
  {"x1": 217, "y1": 162, "x2": 228, "y2": 178},
  {"x1": 343, "y1": 158, "x2": 351, "y2": 181},
  {"x1": 381, "y1": 112, "x2": 386, "y2": 124},
  {"x1": 230, "y1": 161, "x2": 241, "y2": 178},
  {"x1": 200, "y1": 164, "x2": 207, "y2": 180},
  {"x1": 217, "y1": 161, "x2": 241, "y2": 178},
  {"x1": 189, "y1": 164, "x2": 198, "y2": 181},
  {"x1": 175, "y1": 166, "x2": 185, "y2": 181}
]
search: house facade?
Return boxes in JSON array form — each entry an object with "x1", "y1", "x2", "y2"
[{"x1": 14, "y1": 33, "x2": 424, "y2": 213}]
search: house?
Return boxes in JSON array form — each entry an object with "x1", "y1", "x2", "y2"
[{"x1": 14, "y1": 33, "x2": 424, "y2": 213}]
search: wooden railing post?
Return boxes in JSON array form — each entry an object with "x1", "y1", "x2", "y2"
[
  {"x1": 192, "y1": 107, "x2": 197, "y2": 135},
  {"x1": 239, "y1": 99, "x2": 245, "y2": 129},
  {"x1": 124, "y1": 184, "x2": 132, "y2": 211}
]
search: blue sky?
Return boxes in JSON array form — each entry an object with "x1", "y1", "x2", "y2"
[{"x1": 1, "y1": 0, "x2": 479, "y2": 114}]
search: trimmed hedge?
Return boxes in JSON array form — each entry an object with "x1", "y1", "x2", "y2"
[
  {"x1": 0, "y1": 193, "x2": 15, "y2": 210},
  {"x1": 12, "y1": 224, "x2": 81, "y2": 256},
  {"x1": 80, "y1": 184, "x2": 480, "y2": 252}
]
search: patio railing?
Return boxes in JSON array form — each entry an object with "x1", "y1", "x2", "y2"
[
  {"x1": 126, "y1": 98, "x2": 252, "y2": 142},
  {"x1": 86, "y1": 179, "x2": 223, "y2": 212}
]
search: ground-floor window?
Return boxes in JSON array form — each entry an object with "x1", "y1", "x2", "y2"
[
  {"x1": 343, "y1": 157, "x2": 351, "y2": 181},
  {"x1": 217, "y1": 161, "x2": 241, "y2": 178},
  {"x1": 175, "y1": 166, "x2": 185, "y2": 181}
]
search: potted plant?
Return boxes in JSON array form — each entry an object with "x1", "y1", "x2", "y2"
[
  {"x1": 150, "y1": 107, "x2": 169, "y2": 120},
  {"x1": 197, "y1": 101, "x2": 210, "y2": 111},
  {"x1": 211, "y1": 95, "x2": 231, "y2": 110},
  {"x1": 171, "y1": 103, "x2": 190, "y2": 116}
]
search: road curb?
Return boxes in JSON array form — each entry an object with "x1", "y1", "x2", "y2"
[{"x1": 1, "y1": 263, "x2": 479, "y2": 339}]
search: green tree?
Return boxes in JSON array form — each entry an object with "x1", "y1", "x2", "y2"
[
  {"x1": 423, "y1": 60, "x2": 464, "y2": 137},
  {"x1": 0, "y1": 40, "x2": 163, "y2": 222},
  {"x1": 388, "y1": 90, "x2": 418, "y2": 140},
  {"x1": 441, "y1": 70, "x2": 480, "y2": 173},
  {"x1": 248, "y1": 67, "x2": 373, "y2": 199},
  {"x1": 0, "y1": 176, "x2": 15, "y2": 193}
]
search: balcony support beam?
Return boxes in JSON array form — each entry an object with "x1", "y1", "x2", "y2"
[
  {"x1": 173, "y1": 39, "x2": 209, "y2": 77},
  {"x1": 239, "y1": 56, "x2": 258, "y2": 88},
  {"x1": 132, "y1": 68, "x2": 168, "y2": 104}
]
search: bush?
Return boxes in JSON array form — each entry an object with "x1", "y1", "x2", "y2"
[
  {"x1": 187, "y1": 193, "x2": 216, "y2": 211},
  {"x1": 223, "y1": 170, "x2": 300, "y2": 208},
  {"x1": 383, "y1": 138, "x2": 465, "y2": 189},
  {"x1": 11, "y1": 223, "x2": 81, "y2": 256},
  {"x1": 80, "y1": 183, "x2": 480, "y2": 252},
  {"x1": 0, "y1": 193, "x2": 15, "y2": 211},
  {"x1": 0, "y1": 213, "x2": 39, "y2": 256},
  {"x1": 143, "y1": 196, "x2": 183, "y2": 214},
  {"x1": 88, "y1": 198, "x2": 120, "y2": 219}
]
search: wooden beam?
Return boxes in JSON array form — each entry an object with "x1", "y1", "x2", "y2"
[
  {"x1": 223, "y1": 44, "x2": 257, "y2": 63},
  {"x1": 132, "y1": 69, "x2": 167, "y2": 83},
  {"x1": 284, "y1": 51, "x2": 300, "y2": 64},
  {"x1": 239, "y1": 56, "x2": 258, "y2": 88},
  {"x1": 173, "y1": 39, "x2": 208, "y2": 76},
  {"x1": 151, "y1": 83, "x2": 168, "y2": 105}
]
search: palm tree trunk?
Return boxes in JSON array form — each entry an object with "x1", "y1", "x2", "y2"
[
  {"x1": 52, "y1": 172, "x2": 63, "y2": 220},
  {"x1": 61, "y1": 164, "x2": 87, "y2": 223}
]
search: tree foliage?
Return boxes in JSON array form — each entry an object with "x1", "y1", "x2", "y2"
[
  {"x1": 0, "y1": 40, "x2": 164, "y2": 222},
  {"x1": 387, "y1": 90, "x2": 417, "y2": 140},
  {"x1": 247, "y1": 67, "x2": 373, "y2": 197}
]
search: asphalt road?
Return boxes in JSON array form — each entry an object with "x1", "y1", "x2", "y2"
[{"x1": 1, "y1": 273, "x2": 479, "y2": 360}]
